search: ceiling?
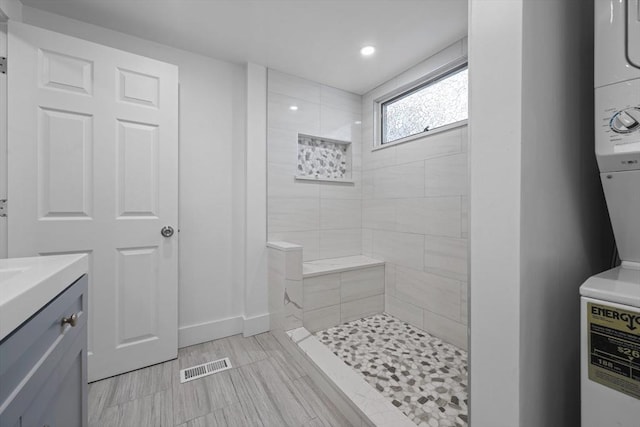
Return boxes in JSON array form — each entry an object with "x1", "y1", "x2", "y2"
[{"x1": 20, "y1": 0, "x2": 468, "y2": 94}]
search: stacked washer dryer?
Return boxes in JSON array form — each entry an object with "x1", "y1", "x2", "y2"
[{"x1": 580, "y1": 1, "x2": 640, "y2": 426}]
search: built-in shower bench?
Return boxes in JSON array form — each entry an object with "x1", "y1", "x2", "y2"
[
  {"x1": 266, "y1": 245, "x2": 414, "y2": 427},
  {"x1": 303, "y1": 255, "x2": 384, "y2": 277},
  {"x1": 267, "y1": 243, "x2": 386, "y2": 333},
  {"x1": 302, "y1": 255, "x2": 385, "y2": 332}
]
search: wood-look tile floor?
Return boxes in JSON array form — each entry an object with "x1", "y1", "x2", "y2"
[{"x1": 89, "y1": 332, "x2": 353, "y2": 427}]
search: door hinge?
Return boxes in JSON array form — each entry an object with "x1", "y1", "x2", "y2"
[
  {"x1": 0, "y1": 57, "x2": 5, "y2": 75},
  {"x1": 0, "y1": 199, "x2": 6, "y2": 217}
]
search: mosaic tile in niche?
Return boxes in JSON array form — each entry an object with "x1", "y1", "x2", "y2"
[
  {"x1": 297, "y1": 134, "x2": 350, "y2": 179},
  {"x1": 316, "y1": 313, "x2": 468, "y2": 427}
]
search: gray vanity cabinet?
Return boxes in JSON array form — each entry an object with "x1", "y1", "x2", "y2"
[{"x1": 0, "y1": 275, "x2": 88, "y2": 427}]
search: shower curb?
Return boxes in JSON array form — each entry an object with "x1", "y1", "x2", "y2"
[{"x1": 276, "y1": 327, "x2": 416, "y2": 427}]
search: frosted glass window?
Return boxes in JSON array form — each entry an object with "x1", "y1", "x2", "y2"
[{"x1": 381, "y1": 66, "x2": 468, "y2": 144}]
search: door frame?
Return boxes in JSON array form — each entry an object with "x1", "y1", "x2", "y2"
[{"x1": 0, "y1": 15, "x2": 7, "y2": 259}]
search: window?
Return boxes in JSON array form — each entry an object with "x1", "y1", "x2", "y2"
[{"x1": 380, "y1": 64, "x2": 468, "y2": 145}]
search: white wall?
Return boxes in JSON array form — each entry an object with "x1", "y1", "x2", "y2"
[
  {"x1": 20, "y1": 6, "x2": 249, "y2": 346},
  {"x1": 468, "y1": 1, "x2": 523, "y2": 424},
  {"x1": 232, "y1": 68, "x2": 248, "y2": 336},
  {"x1": 0, "y1": 21, "x2": 6, "y2": 260},
  {"x1": 469, "y1": 0, "x2": 612, "y2": 426},
  {"x1": 266, "y1": 70, "x2": 363, "y2": 261},
  {"x1": 243, "y1": 63, "x2": 269, "y2": 336},
  {"x1": 361, "y1": 40, "x2": 469, "y2": 350},
  {"x1": 519, "y1": 1, "x2": 611, "y2": 426}
]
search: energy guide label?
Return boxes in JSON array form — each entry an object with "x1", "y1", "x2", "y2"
[{"x1": 588, "y1": 302, "x2": 640, "y2": 400}]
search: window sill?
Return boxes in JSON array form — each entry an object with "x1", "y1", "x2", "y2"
[{"x1": 372, "y1": 119, "x2": 468, "y2": 152}]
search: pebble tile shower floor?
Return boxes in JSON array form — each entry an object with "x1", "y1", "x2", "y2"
[{"x1": 316, "y1": 313, "x2": 468, "y2": 427}]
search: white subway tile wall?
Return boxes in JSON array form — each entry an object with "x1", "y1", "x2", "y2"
[
  {"x1": 267, "y1": 70, "x2": 363, "y2": 260},
  {"x1": 361, "y1": 122, "x2": 469, "y2": 349},
  {"x1": 318, "y1": 229, "x2": 362, "y2": 260}
]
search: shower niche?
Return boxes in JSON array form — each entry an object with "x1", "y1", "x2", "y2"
[{"x1": 295, "y1": 134, "x2": 353, "y2": 183}]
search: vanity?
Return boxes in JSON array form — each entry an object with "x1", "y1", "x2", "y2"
[{"x1": 0, "y1": 254, "x2": 89, "y2": 427}]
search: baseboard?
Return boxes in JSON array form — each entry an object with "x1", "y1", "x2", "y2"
[
  {"x1": 178, "y1": 312, "x2": 271, "y2": 347},
  {"x1": 242, "y1": 312, "x2": 270, "y2": 337},
  {"x1": 178, "y1": 316, "x2": 243, "y2": 348}
]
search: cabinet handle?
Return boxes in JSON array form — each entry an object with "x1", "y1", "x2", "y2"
[{"x1": 61, "y1": 313, "x2": 78, "y2": 328}]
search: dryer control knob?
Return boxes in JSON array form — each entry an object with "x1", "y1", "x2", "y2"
[{"x1": 610, "y1": 107, "x2": 640, "y2": 134}]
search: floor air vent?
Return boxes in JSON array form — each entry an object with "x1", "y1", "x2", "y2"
[{"x1": 179, "y1": 357, "x2": 232, "y2": 383}]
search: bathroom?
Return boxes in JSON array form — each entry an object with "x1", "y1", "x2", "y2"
[{"x1": 1, "y1": 1, "x2": 635, "y2": 427}]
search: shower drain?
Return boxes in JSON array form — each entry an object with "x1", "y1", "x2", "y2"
[{"x1": 179, "y1": 357, "x2": 232, "y2": 383}]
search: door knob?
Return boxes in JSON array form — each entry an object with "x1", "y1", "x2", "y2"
[{"x1": 161, "y1": 226, "x2": 175, "y2": 237}]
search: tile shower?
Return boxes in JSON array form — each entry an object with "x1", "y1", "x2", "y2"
[
  {"x1": 267, "y1": 244, "x2": 469, "y2": 427},
  {"x1": 266, "y1": 39, "x2": 469, "y2": 427},
  {"x1": 318, "y1": 314, "x2": 468, "y2": 427}
]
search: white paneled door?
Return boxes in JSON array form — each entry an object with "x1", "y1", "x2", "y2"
[{"x1": 8, "y1": 22, "x2": 179, "y2": 382}]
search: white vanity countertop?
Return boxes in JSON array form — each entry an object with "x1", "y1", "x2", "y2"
[{"x1": 0, "y1": 254, "x2": 89, "y2": 342}]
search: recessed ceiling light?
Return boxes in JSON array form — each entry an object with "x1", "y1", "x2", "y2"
[
  {"x1": 355, "y1": 121, "x2": 362, "y2": 125},
  {"x1": 360, "y1": 46, "x2": 376, "y2": 56},
  {"x1": 289, "y1": 105, "x2": 298, "y2": 111}
]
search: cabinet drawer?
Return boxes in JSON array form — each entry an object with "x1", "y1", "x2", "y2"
[
  {"x1": 21, "y1": 326, "x2": 87, "y2": 427},
  {"x1": 0, "y1": 275, "x2": 87, "y2": 425}
]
